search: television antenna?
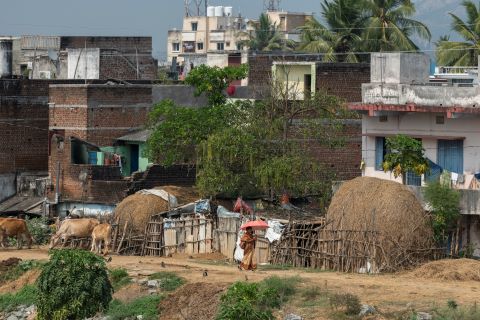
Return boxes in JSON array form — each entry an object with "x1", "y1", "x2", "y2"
[
  {"x1": 184, "y1": 0, "x2": 208, "y2": 16},
  {"x1": 264, "y1": 0, "x2": 281, "y2": 11}
]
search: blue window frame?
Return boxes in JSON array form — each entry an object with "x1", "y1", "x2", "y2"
[
  {"x1": 437, "y1": 140, "x2": 464, "y2": 173},
  {"x1": 375, "y1": 137, "x2": 386, "y2": 170}
]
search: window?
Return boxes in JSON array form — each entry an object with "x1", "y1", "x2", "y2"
[
  {"x1": 191, "y1": 22, "x2": 198, "y2": 31},
  {"x1": 436, "y1": 115, "x2": 445, "y2": 124},
  {"x1": 237, "y1": 43, "x2": 243, "y2": 51},
  {"x1": 375, "y1": 137, "x2": 387, "y2": 170},
  {"x1": 172, "y1": 43, "x2": 180, "y2": 52},
  {"x1": 226, "y1": 41, "x2": 231, "y2": 47},
  {"x1": 197, "y1": 42, "x2": 204, "y2": 50},
  {"x1": 438, "y1": 139, "x2": 464, "y2": 173},
  {"x1": 379, "y1": 115, "x2": 388, "y2": 122},
  {"x1": 217, "y1": 42, "x2": 225, "y2": 51}
]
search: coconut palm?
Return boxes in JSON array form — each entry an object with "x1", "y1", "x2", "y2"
[
  {"x1": 297, "y1": 0, "x2": 364, "y2": 61},
  {"x1": 361, "y1": 0, "x2": 431, "y2": 52},
  {"x1": 241, "y1": 13, "x2": 294, "y2": 52},
  {"x1": 436, "y1": 0, "x2": 480, "y2": 66}
]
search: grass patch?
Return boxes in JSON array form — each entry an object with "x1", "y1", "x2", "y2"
[
  {"x1": 430, "y1": 301, "x2": 480, "y2": 320},
  {"x1": 109, "y1": 268, "x2": 131, "y2": 290},
  {"x1": 258, "y1": 264, "x2": 294, "y2": 271},
  {"x1": 148, "y1": 272, "x2": 185, "y2": 291},
  {"x1": 0, "y1": 260, "x2": 44, "y2": 285},
  {"x1": 216, "y1": 276, "x2": 301, "y2": 320},
  {"x1": 107, "y1": 295, "x2": 163, "y2": 320},
  {"x1": 0, "y1": 285, "x2": 38, "y2": 312}
]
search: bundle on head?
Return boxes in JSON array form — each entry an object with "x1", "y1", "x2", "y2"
[{"x1": 326, "y1": 177, "x2": 435, "y2": 272}]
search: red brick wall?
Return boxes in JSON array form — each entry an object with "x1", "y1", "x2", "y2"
[{"x1": 316, "y1": 64, "x2": 370, "y2": 103}]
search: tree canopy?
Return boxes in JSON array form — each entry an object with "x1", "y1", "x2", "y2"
[{"x1": 436, "y1": 0, "x2": 480, "y2": 66}]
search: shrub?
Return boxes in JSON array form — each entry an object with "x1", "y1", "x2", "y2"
[
  {"x1": 109, "y1": 268, "x2": 131, "y2": 290},
  {"x1": 148, "y1": 272, "x2": 185, "y2": 291},
  {"x1": 0, "y1": 285, "x2": 37, "y2": 312},
  {"x1": 0, "y1": 260, "x2": 43, "y2": 285},
  {"x1": 26, "y1": 217, "x2": 52, "y2": 245},
  {"x1": 330, "y1": 293, "x2": 361, "y2": 315},
  {"x1": 258, "y1": 276, "x2": 299, "y2": 308},
  {"x1": 36, "y1": 249, "x2": 113, "y2": 320},
  {"x1": 107, "y1": 295, "x2": 163, "y2": 320}
]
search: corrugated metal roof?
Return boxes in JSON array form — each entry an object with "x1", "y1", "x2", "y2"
[
  {"x1": 21, "y1": 35, "x2": 60, "y2": 50},
  {"x1": 0, "y1": 195, "x2": 44, "y2": 214},
  {"x1": 116, "y1": 129, "x2": 151, "y2": 142}
]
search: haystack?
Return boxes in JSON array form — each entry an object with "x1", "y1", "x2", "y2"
[
  {"x1": 410, "y1": 258, "x2": 480, "y2": 281},
  {"x1": 113, "y1": 186, "x2": 199, "y2": 254},
  {"x1": 326, "y1": 177, "x2": 435, "y2": 271}
]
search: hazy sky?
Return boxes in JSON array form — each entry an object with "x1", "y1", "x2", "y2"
[{"x1": 0, "y1": 0, "x2": 466, "y2": 60}]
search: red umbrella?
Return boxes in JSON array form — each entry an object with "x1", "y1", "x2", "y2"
[{"x1": 240, "y1": 220, "x2": 269, "y2": 230}]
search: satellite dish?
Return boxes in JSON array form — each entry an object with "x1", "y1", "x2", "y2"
[{"x1": 48, "y1": 49, "x2": 59, "y2": 61}]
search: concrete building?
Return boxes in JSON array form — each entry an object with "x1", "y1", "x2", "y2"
[
  {"x1": 350, "y1": 52, "x2": 480, "y2": 256},
  {"x1": 265, "y1": 11, "x2": 312, "y2": 43}
]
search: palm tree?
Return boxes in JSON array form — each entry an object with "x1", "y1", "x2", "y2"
[
  {"x1": 436, "y1": 0, "x2": 480, "y2": 66},
  {"x1": 297, "y1": 0, "x2": 364, "y2": 61},
  {"x1": 361, "y1": 0, "x2": 431, "y2": 52},
  {"x1": 241, "y1": 13, "x2": 294, "y2": 52}
]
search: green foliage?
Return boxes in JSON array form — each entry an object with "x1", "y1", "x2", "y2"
[
  {"x1": 329, "y1": 293, "x2": 361, "y2": 315},
  {"x1": 216, "y1": 276, "x2": 299, "y2": 320},
  {"x1": 423, "y1": 181, "x2": 460, "y2": 243},
  {"x1": 26, "y1": 217, "x2": 52, "y2": 245},
  {"x1": 184, "y1": 64, "x2": 248, "y2": 106},
  {"x1": 0, "y1": 260, "x2": 43, "y2": 285},
  {"x1": 107, "y1": 295, "x2": 163, "y2": 320},
  {"x1": 382, "y1": 135, "x2": 429, "y2": 184},
  {"x1": 437, "y1": 0, "x2": 480, "y2": 66},
  {"x1": 431, "y1": 301, "x2": 480, "y2": 320},
  {"x1": 148, "y1": 272, "x2": 185, "y2": 291},
  {"x1": 109, "y1": 268, "x2": 131, "y2": 290},
  {"x1": 0, "y1": 285, "x2": 37, "y2": 312},
  {"x1": 36, "y1": 249, "x2": 113, "y2": 320}
]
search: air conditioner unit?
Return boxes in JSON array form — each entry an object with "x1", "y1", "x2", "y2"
[{"x1": 39, "y1": 71, "x2": 51, "y2": 79}]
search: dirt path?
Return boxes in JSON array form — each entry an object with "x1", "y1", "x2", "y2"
[{"x1": 1, "y1": 248, "x2": 478, "y2": 313}]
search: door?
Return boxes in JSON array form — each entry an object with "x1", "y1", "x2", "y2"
[
  {"x1": 438, "y1": 140, "x2": 464, "y2": 173},
  {"x1": 304, "y1": 74, "x2": 312, "y2": 98},
  {"x1": 130, "y1": 144, "x2": 139, "y2": 173}
]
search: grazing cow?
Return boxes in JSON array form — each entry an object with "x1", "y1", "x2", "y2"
[
  {"x1": 90, "y1": 223, "x2": 112, "y2": 256},
  {"x1": 0, "y1": 218, "x2": 33, "y2": 249},
  {"x1": 50, "y1": 218, "x2": 99, "y2": 249}
]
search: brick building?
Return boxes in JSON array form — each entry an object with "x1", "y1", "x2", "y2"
[{"x1": 48, "y1": 84, "x2": 152, "y2": 204}]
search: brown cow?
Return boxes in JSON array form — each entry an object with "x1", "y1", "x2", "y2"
[
  {"x1": 0, "y1": 218, "x2": 33, "y2": 249},
  {"x1": 90, "y1": 223, "x2": 112, "y2": 256},
  {"x1": 50, "y1": 218, "x2": 100, "y2": 249}
]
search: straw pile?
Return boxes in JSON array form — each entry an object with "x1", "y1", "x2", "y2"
[
  {"x1": 326, "y1": 177, "x2": 435, "y2": 271},
  {"x1": 115, "y1": 186, "x2": 199, "y2": 232},
  {"x1": 410, "y1": 258, "x2": 480, "y2": 281}
]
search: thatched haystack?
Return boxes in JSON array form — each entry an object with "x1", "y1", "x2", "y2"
[
  {"x1": 410, "y1": 258, "x2": 480, "y2": 281},
  {"x1": 326, "y1": 177, "x2": 436, "y2": 271},
  {"x1": 113, "y1": 186, "x2": 199, "y2": 254}
]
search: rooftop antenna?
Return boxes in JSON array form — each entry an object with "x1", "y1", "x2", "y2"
[
  {"x1": 184, "y1": 0, "x2": 207, "y2": 16},
  {"x1": 264, "y1": 0, "x2": 280, "y2": 11}
]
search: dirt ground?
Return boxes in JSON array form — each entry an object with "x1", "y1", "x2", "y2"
[{"x1": 0, "y1": 247, "x2": 479, "y2": 317}]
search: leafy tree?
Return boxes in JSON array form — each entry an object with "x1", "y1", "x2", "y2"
[
  {"x1": 240, "y1": 13, "x2": 295, "y2": 52},
  {"x1": 361, "y1": 0, "x2": 431, "y2": 52},
  {"x1": 297, "y1": 0, "x2": 430, "y2": 56},
  {"x1": 184, "y1": 64, "x2": 248, "y2": 106},
  {"x1": 36, "y1": 249, "x2": 113, "y2": 320},
  {"x1": 382, "y1": 134, "x2": 429, "y2": 184},
  {"x1": 423, "y1": 181, "x2": 461, "y2": 243},
  {"x1": 437, "y1": 0, "x2": 480, "y2": 66}
]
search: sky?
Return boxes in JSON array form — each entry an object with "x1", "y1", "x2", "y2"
[{"x1": 0, "y1": 0, "x2": 468, "y2": 61}]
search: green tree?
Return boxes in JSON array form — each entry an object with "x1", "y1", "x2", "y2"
[
  {"x1": 437, "y1": 0, "x2": 480, "y2": 66},
  {"x1": 184, "y1": 64, "x2": 248, "y2": 106},
  {"x1": 361, "y1": 0, "x2": 431, "y2": 52},
  {"x1": 382, "y1": 134, "x2": 429, "y2": 184},
  {"x1": 241, "y1": 13, "x2": 294, "y2": 52},
  {"x1": 423, "y1": 181, "x2": 460, "y2": 243},
  {"x1": 36, "y1": 249, "x2": 113, "y2": 320}
]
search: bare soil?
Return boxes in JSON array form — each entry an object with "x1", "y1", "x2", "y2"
[{"x1": 0, "y1": 248, "x2": 479, "y2": 317}]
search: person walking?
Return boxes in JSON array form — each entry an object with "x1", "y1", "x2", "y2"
[{"x1": 239, "y1": 227, "x2": 257, "y2": 271}]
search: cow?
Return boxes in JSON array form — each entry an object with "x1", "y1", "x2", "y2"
[
  {"x1": 90, "y1": 223, "x2": 112, "y2": 256},
  {"x1": 49, "y1": 218, "x2": 100, "y2": 249},
  {"x1": 0, "y1": 218, "x2": 33, "y2": 249}
]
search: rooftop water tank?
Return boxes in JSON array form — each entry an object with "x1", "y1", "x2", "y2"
[
  {"x1": 207, "y1": 6, "x2": 215, "y2": 17},
  {"x1": 224, "y1": 6, "x2": 233, "y2": 17},
  {"x1": 0, "y1": 40, "x2": 13, "y2": 79},
  {"x1": 214, "y1": 6, "x2": 224, "y2": 17}
]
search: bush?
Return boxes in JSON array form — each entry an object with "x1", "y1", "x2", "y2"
[
  {"x1": 330, "y1": 293, "x2": 361, "y2": 315},
  {"x1": 216, "y1": 276, "x2": 300, "y2": 320},
  {"x1": 107, "y1": 295, "x2": 163, "y2": 320},
  {"x1": 0, "y1": 260, "x2": 43, "y2": 285},
  {"x1": 0, "y1": 285, "x2": 37, "y2": 312},
  {"x1": 109, "y1": 268, "x2": 131, "y2": 291},
  {"x1": 26, "y1": 217, "x2": 52, "y2": 245},
  {"x1": 148, "y1": 272, "x2": 185, "y2": 291},
  {"x1": 36, "y1": 249, "x2": 113, "y2": 320}
]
